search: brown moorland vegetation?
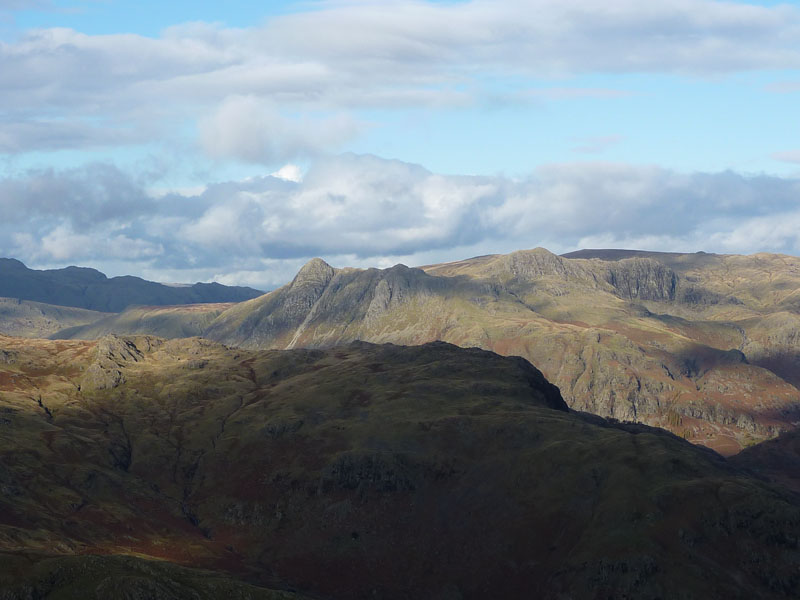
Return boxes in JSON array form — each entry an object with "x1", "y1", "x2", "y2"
[{"x1": 0, "y1": 334, "x2": 798, "y2": 598}]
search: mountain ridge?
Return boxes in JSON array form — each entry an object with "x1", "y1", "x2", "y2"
[
  {"x1": 14, "y1": 247, "x2": 800, "y2": 454},
  {"x1": 197, "y1": 248, "x2": 800, "y2": 453},
  {"x1": 0, "y1": 258, "x2": 263, "y2": 312}
]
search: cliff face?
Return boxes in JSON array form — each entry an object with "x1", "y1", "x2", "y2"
[
  {"x1": 603, "y1": 258, "x2": 678, "y2": 302},
  {"x1": 0, "y1": 335, "x2": 798, "y2": 599}
]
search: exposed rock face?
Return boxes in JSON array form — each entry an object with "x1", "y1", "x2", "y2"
[
  {"x1": 603, "y1": 258, "x2": 678, "y2": 301},
  {"x1": 503, "y1": 247, "x2": 583, "y2": 280},
  {"x1": 0, "y1": 336, "x2": 798, "y2": 599},
  {"x1": 365, "y1": 264, "x2": 424, "y2": 320},
  {"x1": 285, "y1": 257, "x2": 337, "y2": 315},
  {"x1": 206, "y1": 260, "x2": 441, "y2": 350},
  {"x1": 80, "y1": 335, "x2": 161, "y2": 391}
]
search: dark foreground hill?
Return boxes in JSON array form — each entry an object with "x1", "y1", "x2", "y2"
[
  {"x1": 0, "y1": 258, "x2": 262, "y2": 312},
  {"x1": 0, "y1": 335, "x2": 798, "y2": 599}
]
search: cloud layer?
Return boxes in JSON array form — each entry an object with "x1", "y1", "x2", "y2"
[
  {"x1": 3, "y1": 153, "x2": 800, "y2": 289},
  {"x1": 3, "y1": 0, "x2": 800, "y2": 161}
]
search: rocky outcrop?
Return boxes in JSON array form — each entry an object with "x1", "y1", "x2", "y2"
[
  {"x1": 80, "y1": 335, "x2": 159, "y2": 392},
  {"x1": 603, "y1": 258, "x2": 678, "y2": 301},
  {"x1": 503, "y1": 248, "x2": 582, "y2": 280},
  {"x1": 0, "y1": 349, "x2": 17, "y2": 365}
]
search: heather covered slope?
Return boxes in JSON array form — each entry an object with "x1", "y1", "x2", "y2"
[
  {"x1": 201, "y1": 248, "x2": 800, "y2": 454},
  {"x1": 0, "y1": 335, "x2": 799, "y2": 598},
  {"x1": 0, "y1": 258, "x2": 262, "y2": 312}
]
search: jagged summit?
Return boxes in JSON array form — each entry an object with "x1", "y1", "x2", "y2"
[{"x1": 294, "y1": 257, "x2": 335, "y2": 281}]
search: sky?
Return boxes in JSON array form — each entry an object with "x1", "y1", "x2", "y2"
[{"x1": 2, "y1": 0, "x2": 800, "y2": 290}]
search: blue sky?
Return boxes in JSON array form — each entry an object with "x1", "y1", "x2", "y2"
[{"x1": 2, "y1": 0, "x2": 800, "y2": 288}]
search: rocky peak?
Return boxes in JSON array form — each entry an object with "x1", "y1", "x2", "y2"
[
  {"x1": 292, "y1": 258, "x2": 336, "y2": 289},
  {"x1": 81, "y1": 335, "x2": 160, "y2": 392},
  {"x1": 95, "y1": 335, "x2": 145, "y2": 363},
  {"x1": 502, "y1": 248, "x2": 577, "y2": 280},
  {"x1": 365, "y1": 264, "x2": 431, "y2": 320}
]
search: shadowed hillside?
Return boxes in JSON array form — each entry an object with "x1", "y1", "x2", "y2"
[
  {"x1": 0, "y1": 335, "x2": 799, "y2": 598},
  {"x1": 0, "y1": 258, "x2": 262, "y2": 312}
]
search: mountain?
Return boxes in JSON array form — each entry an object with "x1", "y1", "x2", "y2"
[
  {"x1": 0, "y1": 258, "x2": 263, "y2": 312},
  {"x1": 0, "y1": 334, "x2": 798, "y2": 598},
  {"x1": 48, "y1": 248, "x2": 800, "y2": 454},
  {"x1": 197, "y1": 248, "x2": 800, "y2": 454}
]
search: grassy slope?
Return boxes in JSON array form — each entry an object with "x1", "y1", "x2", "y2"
[
  {"x1": 0, "y1": 335, "x2": 798, "y2": 598},
  {"x1": 52, "y1": 303, "x2": 235, "y2": 340},
  {"x1": 0, "y1": 298, "x2": 110, "y2": 339}
]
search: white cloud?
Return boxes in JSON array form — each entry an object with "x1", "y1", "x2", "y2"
[
  {"x1": 3, "y1": 153, "x2": 800, "y2": 289},
  {"x1": 37, "y1": 225, "x2": 163, "y2": 262},
  {"x1": 271, "y1": 164, "x2": 303, "y2": 182},
  {"x1": 2, "y1": 1, "x2": 800, "y2": 155},
  {"x1": 765, "y1": 80, "x2": 800, "y2": 93},
  {"x1": 772, "y1": 150, "x2": 800, "y2": 164},
  {"x1": 198, "y1": 95, "x2": 359, "y2": 164}
]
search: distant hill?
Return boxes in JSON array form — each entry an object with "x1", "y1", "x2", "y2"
[
  {"x1": 52, "y1": 302, "x2": 233, "y2": 340},
  {"x1": 0, "y1": 258, "x2": 262, "y2": 312},
  {"x1": 0, "y1": 297, "x2": 110, "y2": 338}
]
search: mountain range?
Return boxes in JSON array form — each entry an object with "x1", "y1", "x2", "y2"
[
  {"x1": 30, "y1": 247, "x2": 800, "y2": 455},
  {"x1": 0, "y1": 258, "x2": 262, "y2": 313}
]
